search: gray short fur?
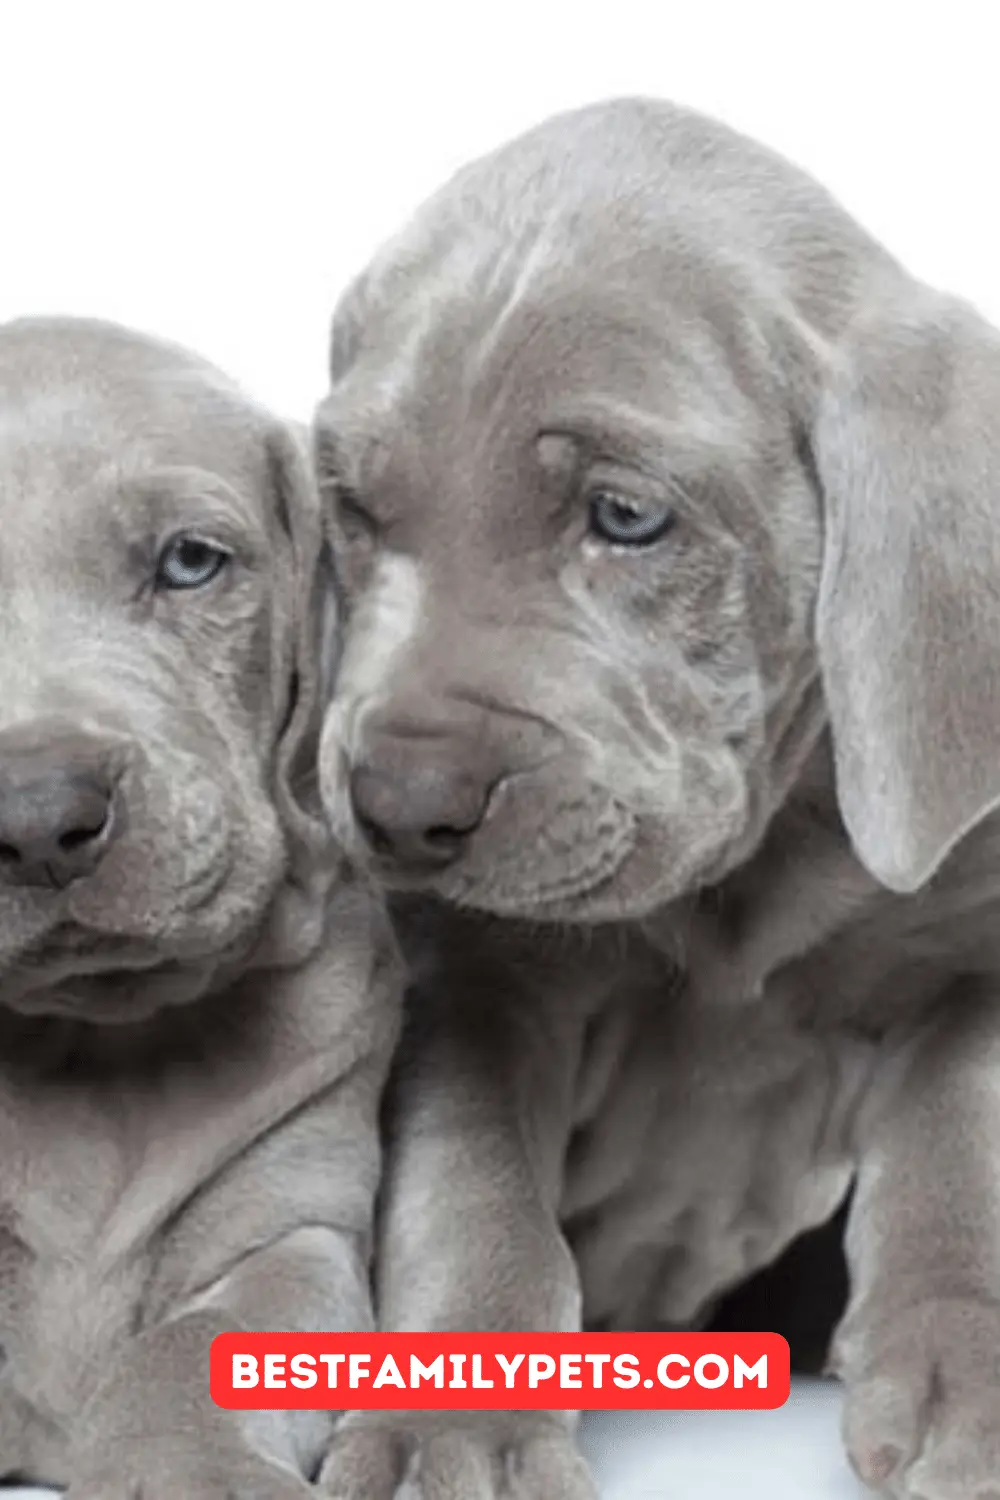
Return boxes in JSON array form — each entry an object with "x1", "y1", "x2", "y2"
[
  {"x1": 0, "y1": 317, "x2": 401, "y2": 1497},
  {"x1": 315, "y1": 99, "x2": 1000, "y2": 1499}
]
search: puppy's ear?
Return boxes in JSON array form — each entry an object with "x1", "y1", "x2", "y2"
[
  {"x1": 813, "y1": 288, "x2": 1000, "y2": 892},
  {"x1": 263, "y1": 421, "x2": 341, "y2": 959}
]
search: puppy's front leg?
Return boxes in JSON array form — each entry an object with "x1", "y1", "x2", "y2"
[
  {"x1": 834, "y1": 989, "x2": 1000, "y2": 1498},
  {"x1": 320, "y1": 977, "x2": 597, "y2": 1500},
  {"x1": 66, "y1": 1222, "x2": 366, "y2": 1500}
]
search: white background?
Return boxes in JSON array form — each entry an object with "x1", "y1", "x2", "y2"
[
  {"x1": 2, "y1": 0, "x2": 999, "y2": 423},
  {"x1": 1, "y1": 3, "x2": 992, "y2": 1494}
]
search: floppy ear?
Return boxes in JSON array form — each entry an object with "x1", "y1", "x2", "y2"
[
  {"x1": 262, "y1": 421, "x2": 341, "y2": 959},
  {"x1": 813, "y1": 287, "x2": 1000, "y2": 892}
]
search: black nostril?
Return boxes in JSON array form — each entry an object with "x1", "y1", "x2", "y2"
[
  {"x1": 356, "y1": 814, "x2": 394, "y2": 859},
  {"x1": 425, "y1": 825, "x2": 468, "y2": 850},
  {"x1": 0, "y1": 842, "x2": 19, "y2": 866},
  {"x1": 58, "y1": 816, "x2": 109, "y2": 853}
]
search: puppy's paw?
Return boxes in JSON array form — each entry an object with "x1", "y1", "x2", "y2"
[
  {"x1": 66, "y1": 1431, "x2": 313, "y2": 1500},
  {"x1": 319, "y1": 1411, "x2": 597, "y2": 1500},
  {"x1": 837, "y1": 1295, "x2": 1000, "y2": 1497}
]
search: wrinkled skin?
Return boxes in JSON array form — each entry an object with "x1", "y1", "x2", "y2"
[
  {"x1": 315, "y1": 100, "x2": 1000, "y2": 1499},
  {"x1": 0, "y1": 319, "x2": 329, "y2": 1016},
  {"x1": 0, "y1": 318, "x2": 401, "y2": 1496}
]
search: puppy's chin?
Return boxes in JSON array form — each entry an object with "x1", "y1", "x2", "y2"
[
  {"x1": 0, "y1": 907, "x2": 259, "y2": 1022},
  {"x1": 1, "y1": 958, "x2": 224, "y2": 1024}
]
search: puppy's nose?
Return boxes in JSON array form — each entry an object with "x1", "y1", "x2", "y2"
[
  {"x1": 0, "y1": 734, "x2": 121, "y2": 890},
  {"x1": 349, "y1": 748, "x2": 492, "y2": 870}
]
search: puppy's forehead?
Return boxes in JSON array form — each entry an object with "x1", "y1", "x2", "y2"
[
  {"x1": 328, "y1": 246, "x2": 780, "y2": 517},
  {"x1": 328, "y1": 94, "x2": 897, "y2": 480},
  {"x1": 0, "y1": 317, "x2": 270, "y2": 504}
]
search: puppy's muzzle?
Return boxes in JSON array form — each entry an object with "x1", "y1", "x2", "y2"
[{"x1": 0, "y1": 721, "x2": 125, "y2": 890}]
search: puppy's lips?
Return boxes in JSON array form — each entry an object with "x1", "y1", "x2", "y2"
[
  {"x1": 392, "y1": 768, "x2": 747, "y2": 923},
  {"x1": 0, "y1": 931, "x2": 164, "y2": 1003},
  {"x1": 441, "y1": 812, "x2": 638, "y2": 914},
  {"x1": 3, "y1": 957, "x2": 219, "y2": 1022},
  {"x1": 0, "y1": 823, "x2": 244, "y2": 989},
  {"x1": 379, "y1": 781, "x2": 635, "y2": 914},
  {"x1": 0, "y1": 908, "x2": 251, "y2": 1019}
]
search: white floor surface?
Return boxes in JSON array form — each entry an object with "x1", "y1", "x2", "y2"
[
  {"x1": 1, "y1": 1376, "x2": 865, "y2": 1498},
  {"x1": 580, "y1": 1376, "x2": 864, "y2": 1498}
]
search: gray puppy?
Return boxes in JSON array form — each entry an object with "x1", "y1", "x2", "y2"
[
  {"x1": 314, "y1": 99, "x2": 1000, "y2": 1500},
  {"x1": 0, "y1": 318, "x2": 400, "y2": 1497}
]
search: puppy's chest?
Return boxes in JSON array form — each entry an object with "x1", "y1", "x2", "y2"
[
  {"x1": 561, "y1": 987, "x2": 872, "y2": 1330},
  {"x1": 0, "y1": 1078, "x2": 159, "y2": 1421},
  {"x1": 0, "y1": 1038, "x2": 285, "y2": 1423}
]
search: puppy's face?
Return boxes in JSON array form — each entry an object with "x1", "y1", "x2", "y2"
[
  {"x1": 317, "y1": 260, "x2": 823, "y2": 922},
  {"x1": 0, "y1": 319, "x2": 324, "y2": 1017},
  {"x1": 319, "y1": 99, "x2": 1000, "y2": 924}
]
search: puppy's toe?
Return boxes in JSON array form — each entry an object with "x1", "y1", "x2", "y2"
[
  {"x1": 319, "y1": 1422, "x2": 406, "y2": 1500},
  {"x1": 318, "y1": 1414, "x2": 595, "y2": 1500},
  {"x1": 839, "y1": 1296, "x2": 1000, "y2": 1497},
  {"x1": 509, "y1": 1427, "x2": 599, "y2": 1500},
  {"x1": 904, "y1": 1393, "x2": 1000, "y2": 1500},
  {"x1": 415, "y1": 1430, "x2": 497, "y2": 1500},
  {"x1": 843, "y1": 1369, "x2": 929, "y2": 1488}
]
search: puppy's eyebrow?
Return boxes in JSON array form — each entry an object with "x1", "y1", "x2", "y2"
[
  {"x1": 528, "y1": 431, "x2": 591, "y2": 530},
  {"x1": 538, "y1": 396, "x2": 749, "y2": 474},
  {"x1": 535, "y1": 432, "x2": 581, "y2": 478},
  {"x1": 534, "y1": 411, "x2": 736, "y2": 532},
  {"x1": 111, "y1": 464, "x2": 265, "y2": 538}
]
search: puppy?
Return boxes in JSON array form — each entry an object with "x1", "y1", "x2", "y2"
[
  {"x1": 0, "y1": 317, "x2": 400, "y2": 1498},
  {"x1": 313, "y1": 99, "x2": 1000, "y2": 1500}
]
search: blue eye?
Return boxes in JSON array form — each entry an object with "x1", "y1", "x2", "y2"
[
  {"x1": 155, "y1": 536, "x2": 230, "y2": 591},
  {"x1": 589, "y1": 491, "x2": 675, "y2": 547}
]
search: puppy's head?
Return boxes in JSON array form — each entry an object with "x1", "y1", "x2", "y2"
[
  {"x1": 0, "y1": 317, "x2": 333, "y2": 1018},
  {"x1": 316, "y1": 99, "x2": 1000, "y2": 922}
]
